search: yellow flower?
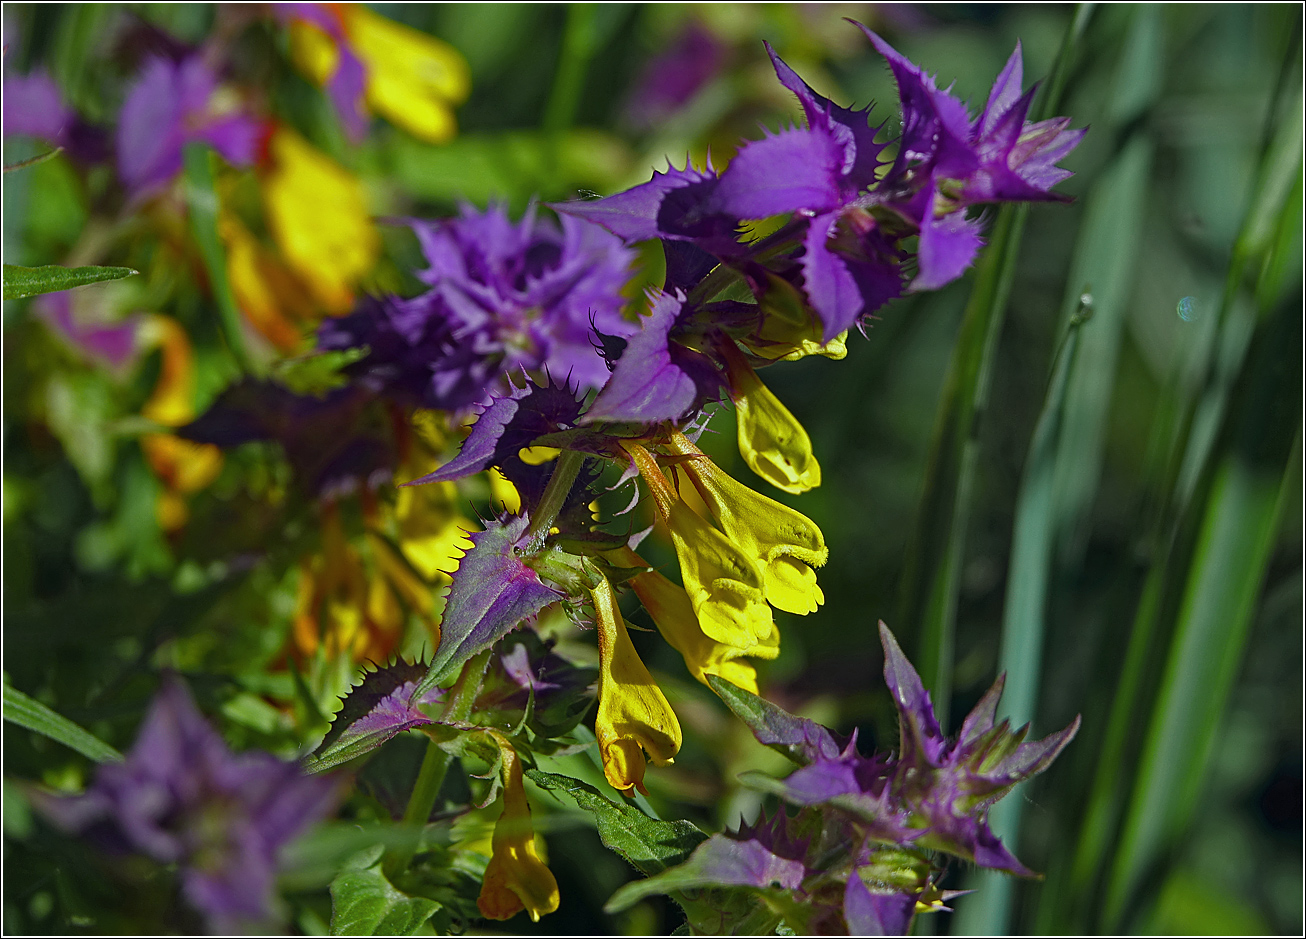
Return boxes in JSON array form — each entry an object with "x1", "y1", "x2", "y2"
[
  {"x1": 293, "y1": 502, "x2": 392, "y2": 662},
  {"x1": 742, "y1": 270, "x2": 849, "y2": 364},
  {"x1": 136, "y1": 317, "x2": 223, "y2": 531},
  {"x1": 288, "y1": 4, "x2": 470, "y2": 144},
  {"x1": 607, "y1": 547, "x2": 777, "y2": 694},
  {"x1": 261, "y1": 127, "x2": 379, "y2": 315},
  {"x1": 487, "y1": 467, "x2": 522, "y2": 513},
  {"x1": 624, "y1": 442, "x2": 773, "y2": 652},
  {"x1": 667, "y1": 432, "x2": 827, "y2": 616},
  {"x1": 591, "y1": 576, "x2": 682, "y2": 796},
  {"x1": 719, "y1": 340, "x2": 821, "y2": 494},
  {"x1": 393, "y1": 476, "x2": 475, "y2": 582},
  {"x1": 477, "y1": 732, "x2": 560, "y2": 922}
]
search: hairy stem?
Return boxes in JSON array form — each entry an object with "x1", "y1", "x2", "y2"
[{"x1": 384, "y1": 648, "x2": 493, "y2": 878}]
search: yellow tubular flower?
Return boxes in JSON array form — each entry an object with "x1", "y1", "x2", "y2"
[
  {"x1": 477, "y1": 733, "x2": 560, "y2": 922},
  {"x1": 623, "y1": 442, "x2": 773, "y2": 651},
  {"x1": 261, "y1": 128, "x2": 379, "y2": 315},
  {"x1": 719, "y1": 341, "x2": 821, "y2": 495},
  {"x1": 743, "y1": 269, "x2": 849, "y2": 363},
  {"x1": 667, "y1": 433, "x2": 828, "y2": 616},
  {"x1": 607, "y1": 546, "x2": 777, "y2": 694},
  {"x1": 591, "y1": 576, "x2": 682, "y2": 796}
]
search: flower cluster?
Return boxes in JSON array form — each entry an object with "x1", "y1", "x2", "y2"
[
  {"x1": 11, "y1": 12, "x2": 1085, "y2": 932},
  {"x1": 394, "y1": 22, "x2": 1079, "y2": 812},
  {"x1": 551, "y1": 27, "x2": 1081, "y2": 491},
  {"x1": 605, "y1": 624, "x2": 1080, "y2": 935},
  {"x1": 36, "y1": 677, "x2": 341, "y2": 933}
]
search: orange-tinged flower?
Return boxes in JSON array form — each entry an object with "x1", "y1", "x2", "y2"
[
  {"x1": 477, "y1": 732, "x2": 560, "y2": 922},
  {"x1": 261, "y1": 127, "x2": 379, "y2": 315},
  {"x1": 137, "y1": 316, "x2": 222, "y2": 530},
  {"x1": 592, "y1": 576, "x2": 682, "y2": 796},
  {"x1": 219, "y1": 212, "x2": 318, "y2": 352}
]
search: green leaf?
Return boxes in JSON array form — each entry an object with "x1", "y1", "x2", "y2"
[
  {"x1": 272, "y1": 347, "x2": 370, "y2": 396},
  {"x1": 526, "y1": 770, "x2": 706, "y2": 876},
  {"x1": 3, "y1": 264, "x2": 137, "y2": 301},
  {"x1": 2, "y1": 683, "x2": 123, "y2": 764},
  {"x1": 329, "y1": 847, "x2": 441, "y2": 936},
  {"x1": 4, "y1": 147, "x2": 64, "y2": 173}
]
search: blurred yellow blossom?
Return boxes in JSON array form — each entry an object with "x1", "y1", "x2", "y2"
[
  {"x1": 260, "y1": 127, "x2": 379, "y2": 315},
  {"x1": 285, "y1": 3, "x2": 470, "y2": 144}
]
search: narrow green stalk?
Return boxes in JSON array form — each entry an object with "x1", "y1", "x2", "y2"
[
  {"x1": 901, "y1": 202, "x2": 1024, "y2": 714},
  {"x1": 384, "y1": 647, "x2": 493, "y2": 879},
  {"x1": 526, "y1": 448, "x2": 587, "y2": 551}
]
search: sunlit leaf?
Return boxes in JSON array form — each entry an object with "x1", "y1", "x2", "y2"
[{"x1": 3, "y1": 264, "x2": 137, "y2": 301}]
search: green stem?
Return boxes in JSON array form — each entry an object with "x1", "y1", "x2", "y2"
[
  {"x1": 526, "y1": 448, "x2": 587, "y2": 552},
  {"x1": 384, "y1": 648, "x2": 493, "y2": 878},
  {"x1": 544, "y1": 4, "x2": 599, "y2": 136}
]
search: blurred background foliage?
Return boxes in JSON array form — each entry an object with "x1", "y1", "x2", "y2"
[{"x1": 3, "y1": 3, "x2": 1301, "y2": 936}]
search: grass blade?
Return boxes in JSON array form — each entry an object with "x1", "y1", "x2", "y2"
[
  {"x1": 3, "y1": 683, "x2": 123, "y2": 764},
  {"x1": 3, "y1": 263, "x2": 137, "y2": 301},
  {"x1": 1104, "y1": 293, "x2": 1301, "y2": 929},
  {"x1": 954, "y1": 297, "x2": 1091, "y2": 935},
  {"x1": 1057, "y1": 46, "x2": 1301, "y2": 934}
]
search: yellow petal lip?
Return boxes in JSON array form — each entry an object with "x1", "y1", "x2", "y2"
[
  {"x1": 720, "y1": 340, "x2": 821, "y2": 495},
  {"x1": 608, "y1": 546, "x2": 774, "y2": 695},
  {"x1": 592, "y1": 576, "x2": 682, "y2": 795},
  {"x1": 622, "y1": 442, "x2": 775, "y2": 651},
  {"x1": 666, "y1": 433, "x2": 827, "y2": 617}
]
